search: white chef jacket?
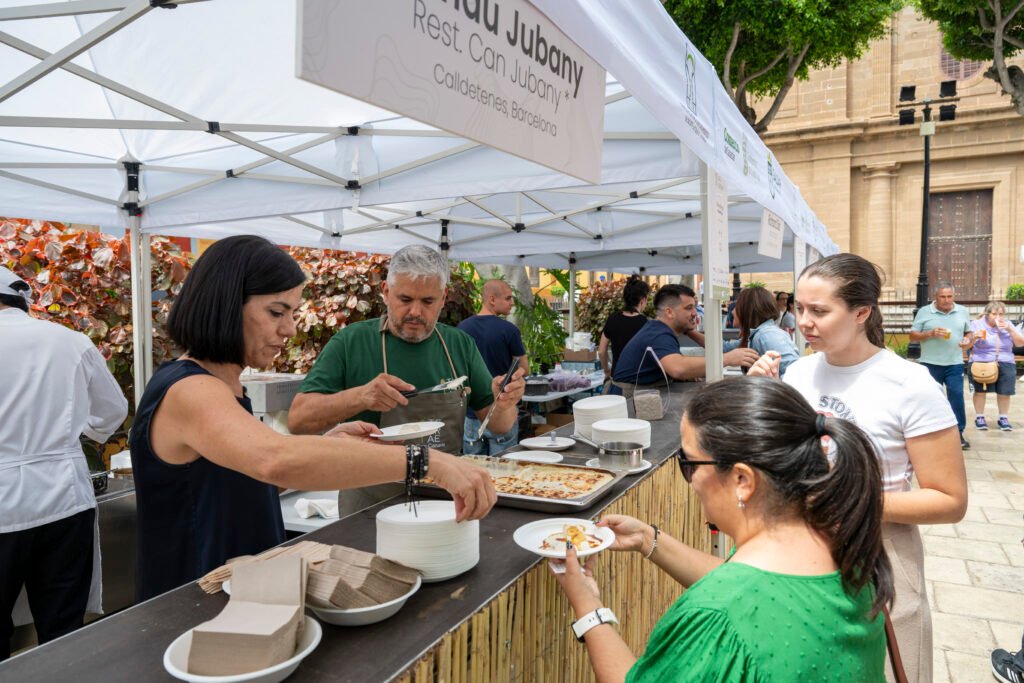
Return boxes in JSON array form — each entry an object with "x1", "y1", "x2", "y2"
[{"x1": 0, "y1": 307, "x2": 128, "y2": 613}]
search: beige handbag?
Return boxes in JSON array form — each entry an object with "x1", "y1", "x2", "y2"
[{"x1": 970, "y1": 327, "x2": 999, "y2": 387}]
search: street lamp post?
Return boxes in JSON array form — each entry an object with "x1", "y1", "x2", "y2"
[{"x1": 898, "y1": 81, "x2": 958, "y2": 358}]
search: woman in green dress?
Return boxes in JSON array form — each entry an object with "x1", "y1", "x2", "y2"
[{"x1": 554, "y1": 377, "x2": 894, "y2": 682}]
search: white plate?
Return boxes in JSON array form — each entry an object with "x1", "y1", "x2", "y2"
[
  {"x1": 518, "y1": 436, "x2": 576, "y2": 451},
  {"x1": 163, "y1": 615, "x2": 321, "y2": 683},
  {"x1": 585, "y1": 458, "x2": 652, "y2": 475},
  {"x1": 370, "y1": 421, "x2": 444, "y2": 441},
  {"x1": 308, "y1": 575, "x2": 422, "y2": 626},
  {"x1": 502, "y1": 450, "x2": 563, "y2": 464},
  {"x1": 512, "y1": 518, "x2": 615, "y2": 559}
]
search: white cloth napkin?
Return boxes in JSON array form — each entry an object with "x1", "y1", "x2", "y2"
[{"x1": 293, "y1": 497, "x2": 339, "y2": 519}]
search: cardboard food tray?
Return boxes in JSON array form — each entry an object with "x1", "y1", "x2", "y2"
[{"x1": 414, "y1": 457, "x2": 623, "y2": 513}]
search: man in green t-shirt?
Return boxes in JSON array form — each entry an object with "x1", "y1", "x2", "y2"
[
  {"x1": 909, "y1": 282, "x2": 973, "y2": 449},
  {"x1": 288, "y1": 245, "x2": 525, "y2": 456}
]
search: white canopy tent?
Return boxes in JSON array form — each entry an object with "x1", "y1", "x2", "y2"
[{"x1": 0, "y1": 0, "x2": 837, "y2": 393}]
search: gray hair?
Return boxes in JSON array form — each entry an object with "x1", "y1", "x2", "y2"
[
  {"x1": 386, "y1": 245, "x2": 449, "y2": 288},
  {"x1": 983, "y1": 301, "x2": 1006, "y2": 316},
  {"x1": 933, "y1": 282, "x2": 954, "y2": 294}
]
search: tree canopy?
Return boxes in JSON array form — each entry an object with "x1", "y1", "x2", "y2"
[
  {"x1": 664, "y1": 0, "x2": 900, "y2": 133},
  {"x1": 917, "y1": 0, "x2": 1024, "y2": 115}
]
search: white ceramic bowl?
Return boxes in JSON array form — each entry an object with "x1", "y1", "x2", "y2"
[
  {"x1": 591, "y1": 418, "x2": 652, "y2": 448},
  {"x1": 308, "y1": 575, "x2": 422, "y2": 626},
  {"x1": 163, "y1": 615, "x2": 322, "y2": 683}
]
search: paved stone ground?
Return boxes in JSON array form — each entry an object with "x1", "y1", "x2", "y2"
[{"x1": 925, "y1": 384, "x2": 1024, "y2": 683}]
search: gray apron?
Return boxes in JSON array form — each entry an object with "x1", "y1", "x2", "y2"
[{"x1": 337, "y1": 318, "x2": 469, "y2": 518}]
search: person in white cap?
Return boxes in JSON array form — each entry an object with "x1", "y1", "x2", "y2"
[{"x1": 0, "y1": 266, "x2": 128, "y2": 660}]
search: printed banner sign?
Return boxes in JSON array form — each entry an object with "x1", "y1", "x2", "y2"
[
  {"x1": 758, "y1": 209, "x2": 784, "y2": 259},
  {"x1": 297, "y1": 0, "x2": 606, "y2": 182},
  {"x1": 706, "y1": 168, "x2": 730, "y2": 300}
]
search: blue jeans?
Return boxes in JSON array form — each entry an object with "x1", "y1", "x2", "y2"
[
  {"x1": 922, "y1": 363, "x2": 966, "y2": 435},
  {"x1": 463, "y1": 413, "x2": 518, "y2": 456}
]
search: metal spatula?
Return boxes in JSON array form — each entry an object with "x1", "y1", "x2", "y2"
[{"x1": 401, "y1": 375, "x2": 467, "y2": 398}]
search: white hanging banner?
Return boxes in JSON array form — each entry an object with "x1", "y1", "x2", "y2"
[
  {"x1": 758, "y1": 209, "x2": 784, "y2": 259},
  {"x1": 297, "y1": 0, "x2": 606, "y2": 183},
  {"x1": 707, "y1": 168, "x2": 730, "y2": 300},
  {"x1": 793, "y1": 235, "x2": 808, "y2": 278}
]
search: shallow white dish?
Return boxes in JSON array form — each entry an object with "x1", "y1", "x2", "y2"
[
  {"x1": 518, "y1": 436, "x2": 576, "y2": 451},
  {"x1": 585, "y1": 458, "x2": 652, "y2": 475},
  {"x1": 370, "y1": 421, "x2": 444, "y2": 441},
  {"x1": 163, "y1": 615, "x2": 321, "y2": 683},
  {"x1": 308, "y1": 575, "x2": 422, "y2": 626},
  {"x1": 502, "y1": 450, "x2": 563, "y2": 464},
  {"x1": 513, "y1": 518, "x2": 615, "y2": 559},
  {"x1": 376, "y1": 501, "x2": 479, "y2": 581}
]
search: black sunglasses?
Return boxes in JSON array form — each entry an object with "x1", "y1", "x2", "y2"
[{"x1": 675, "y1": 447, "x2": 731, "y2": 483}]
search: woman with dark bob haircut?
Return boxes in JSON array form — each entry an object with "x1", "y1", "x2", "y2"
[
  {"x1": 598, "y1": 275, "x2": 651, "y2": 385},
  {"x1": 553, "y1": 377, "x2": 893, "y2": 681},
  {"x1": 129, "y1": 236, "x2": 496, "y2": 600}
]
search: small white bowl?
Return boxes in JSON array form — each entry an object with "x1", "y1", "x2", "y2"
[
  {"x1": 307, "y1": 575, "x2": 422, "y2": 626},
  {"x1": 163, "y1": 615, "x2": 321, "y2": 683}
]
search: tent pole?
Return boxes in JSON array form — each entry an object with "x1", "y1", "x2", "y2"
[
  {"x1": 792, "y1": 237, "x2": 808, "y2": 354},
  {"x1": 124, "y1": 160, "x2": 151, "y2": 406},
  {"x1": 699, "y1": 161, "x2": 724, "y2": 385},
  {"x1": 700, "y1": 162, "x2": 729, "y2": 561},
  {"x1": 568, "y1": 255, "x2": 577, "y2": 336}
]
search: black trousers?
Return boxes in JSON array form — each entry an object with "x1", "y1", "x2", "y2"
[{"x1": 0, "y1": 508, "x2": 95, "y2": 660}]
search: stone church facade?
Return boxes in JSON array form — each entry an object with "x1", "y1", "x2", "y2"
[{"x1": 761, "y1": 7, "x2": 1024, "y2": 302}]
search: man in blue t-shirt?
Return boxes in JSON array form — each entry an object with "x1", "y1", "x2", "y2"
[
  {"x1": 909, "y1": 282, "x2": 974, "y2": 449},
  {"x1": 612, "y1": 284, "x2": 759, "y2": 396},
  {"x1": 458, "y1": 280, "x2": 528, "y2": 455}
]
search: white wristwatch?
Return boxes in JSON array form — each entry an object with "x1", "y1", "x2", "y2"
[{"x1": 571, "y1": 607, "x2": 618, "y2": 642}]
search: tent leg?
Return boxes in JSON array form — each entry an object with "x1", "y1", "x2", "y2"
[
  {"x1": 568, "y1": 261, "x2": 576, "y2": 336},
  {"x1": 792, "y1": 237, "x2": 807, "y2": 354},
  {"x1": 699, "y1": 161, "x2": 724, "y2": 385},
  {"x1": 124, "y1": 155, "x2": 151, "y2": 406}
]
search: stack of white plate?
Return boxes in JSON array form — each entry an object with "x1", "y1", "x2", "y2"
[
  {"x1": 591, "y1": 418, "x2": 652, "y2": 448},
  {"x1": 572, "y1": 395, "x2": 628, "y2": 440},
  {"x1": 375, "y1": 501, "x2": 478, "y2": 583}
]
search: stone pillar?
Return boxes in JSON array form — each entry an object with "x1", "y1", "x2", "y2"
[{"x1": 859, "y1": 162, "x2": 901, "y2": 285}]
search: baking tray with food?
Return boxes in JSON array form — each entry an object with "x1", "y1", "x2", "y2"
[{"x1": 413, "y1": 455, "x2": 624, "y2": 513}]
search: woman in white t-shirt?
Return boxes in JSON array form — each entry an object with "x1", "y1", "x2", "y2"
[{"x1": 749, "y1": 253, "x2": 967, "y2": 683}]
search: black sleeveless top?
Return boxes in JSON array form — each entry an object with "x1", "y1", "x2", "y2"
[{"x1": 129, "y1": 360, "x2": 286, "y2": 601}]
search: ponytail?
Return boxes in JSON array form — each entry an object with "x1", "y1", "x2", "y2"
[
  {"x1": 684, "y1": 376, "x2": 893, "y2": 619},
  {"x1": 866, "y1": 305, "x2": 884, "y2": 348},
  {"x1": 804, "y1": 416, "x2": 893, "y2": 618}
]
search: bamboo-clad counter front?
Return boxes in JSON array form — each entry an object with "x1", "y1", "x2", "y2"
[{"x1": 0, "y1": 386, "x2": 710, "y2": 682}]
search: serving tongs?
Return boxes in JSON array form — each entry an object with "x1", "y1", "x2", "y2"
[{"x1": 401, "y1": 375, "x2": 467, "y2": 399}]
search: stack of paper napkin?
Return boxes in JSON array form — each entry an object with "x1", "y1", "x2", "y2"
[
  {"x1": 187, "y1": 555, "x2": 307, "y2": 676},
  {"x1": 306, "y1": 546, "x2": 419, "y2": 609}
]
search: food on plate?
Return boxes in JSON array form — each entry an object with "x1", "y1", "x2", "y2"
[
  {"x1": 539, "y1": 524, "x2": 603, "y2": 551},
  {"x1": 397, "y1": 423, "x2": 421, "y2": 434}
]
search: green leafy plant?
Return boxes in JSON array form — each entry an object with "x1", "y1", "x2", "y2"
[
  {"x1": 0, "y1": 218, "x2": 191, "y2": 409},
  {"x1": 664, "y1": 0, "x2": 899, "y2": 132},
  {"x1": 744, "y1": 280, "x2": 766, "y2": 289},
  {"x1": 917, "y1": 0, "x2": 1024, "y2": 116},
  {"x1": 271, "y1": 248, "x2": 478, "y2": 374},
  {"x1": 887, "y1": 339, "x2": 910, "y2": 358},
  {"x1": 1005, "y1": 283, "x2": 1024, "y2": 301},
  {"x1": 576, "y1": 279, "x2": 658, "y2": 344},
  {"x1": 515, "y1": 293, "x2": 568, "y2": 374}
]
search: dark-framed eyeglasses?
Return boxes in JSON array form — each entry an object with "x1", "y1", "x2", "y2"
[{"x1": 675, "y1": 447, "x2": 731, "y2": 483}]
